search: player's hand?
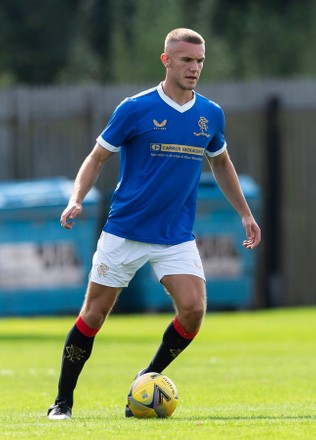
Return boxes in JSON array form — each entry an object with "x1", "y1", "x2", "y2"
[
  {"x1": 60, "y1": 203, "x2": 82, "y2": 229},
  {"x1": 242, "y1": 215, "x2": 261, "y2": 250}
]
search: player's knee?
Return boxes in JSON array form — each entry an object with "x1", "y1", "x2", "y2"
[
  {"x1": 178, "y1": 301, "x2": 205, "y2": 330},
  {"x1": 81, "y1": 284, "x2": 120, "y2": 327},
  {"x1": 81, "y1": 308, "x2": 107, "y2": 329},
  {"x1": 190, "y1": 303, "x2": 206, "y2": 324},
  {"x1": 80, "y1": 297, "x2": 110, "y2": 328}
]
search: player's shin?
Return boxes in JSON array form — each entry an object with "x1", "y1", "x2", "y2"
[
  {"x1": 55, "y1": 316, "x2": 100, "y2": 408},
  {"x1": 144, "y1": 316, "x2": 200, "y2": 374}
]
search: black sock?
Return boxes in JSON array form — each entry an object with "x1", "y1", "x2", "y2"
[
  {"x1": 144, "y1": 320, "x2": 196, "y2": 374},
  {"x1": 55, "y1": 324, "x2": 95, "y2": 408}
]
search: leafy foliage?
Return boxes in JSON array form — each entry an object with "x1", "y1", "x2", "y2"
[
  {"x1": 0, "y1": 0, "x2": 80, "y2": 85},
  {"x1": 0, "y1": 0, "x2": 315, "y2": 85}
]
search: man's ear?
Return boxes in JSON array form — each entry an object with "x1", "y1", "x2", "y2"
[{"x1": 161, "y1": 53, "x2": 170, "y2": 67}]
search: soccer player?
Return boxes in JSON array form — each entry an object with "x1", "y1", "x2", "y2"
[{"x1": 47, "y1": 28, "x2": 261, "y2": 419}]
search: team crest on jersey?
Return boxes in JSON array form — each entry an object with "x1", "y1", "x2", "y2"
[
  {"x1": 193, "y1": 116, "x2": 211, "y2": 138},
  {"x1": 153, "y1": 119, "x2": 167, "y2": 130}
]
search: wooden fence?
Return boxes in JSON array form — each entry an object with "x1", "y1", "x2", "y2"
[{"x1": 0, "y1": 79, "x2": 315, "y2": 307}]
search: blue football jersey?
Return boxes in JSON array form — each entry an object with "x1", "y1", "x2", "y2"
[{"x1": 97, "y1": 83, "x2": 227, "y2": 245}]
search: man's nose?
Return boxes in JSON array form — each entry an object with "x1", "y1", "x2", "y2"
[{"x1": 189, "y1": 61, "x2": 199, "y2": 71}]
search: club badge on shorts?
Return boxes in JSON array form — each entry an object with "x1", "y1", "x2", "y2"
[{"x1": 97, "y1": 263, "x2": 109, "y2": 278}]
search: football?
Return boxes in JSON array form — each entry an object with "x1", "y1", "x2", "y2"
[{"x1": 127, "y1": 372, "x2": 178, "y2": 418}]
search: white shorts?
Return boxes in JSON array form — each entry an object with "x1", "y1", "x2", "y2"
[{"x1": 89, "y1": 232, "x2": 205, "y2": 288}]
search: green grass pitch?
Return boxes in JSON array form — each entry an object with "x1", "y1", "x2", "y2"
[{"x1": 0, "y1": 308, "x2": 315, "y2": 439}]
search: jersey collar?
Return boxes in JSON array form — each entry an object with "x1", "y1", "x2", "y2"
[{"x1": 157, "y1": 83, "x2": 196, "y2": 113}]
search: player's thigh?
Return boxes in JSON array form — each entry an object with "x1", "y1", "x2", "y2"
[{"x1": 161, "y1": 274, "x2": 206, "y2": 315}]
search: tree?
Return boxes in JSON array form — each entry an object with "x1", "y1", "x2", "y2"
[
  {"x1": 0, "y1": 0, "x2": 79, "y2": 84},
  {"x1": 1, "y1": 0, "x2": 316, "y2": 85},
  {"x1": 212, "y1": 0, "x2": 316, "y2": 79}
]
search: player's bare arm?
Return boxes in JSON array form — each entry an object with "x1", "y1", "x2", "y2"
[
  {"x1": 60, "y1": 143, "x2": 113, "y2": 229},
  {"x1": 206, "y1": 150, "x2": 261, "y2": 250}
]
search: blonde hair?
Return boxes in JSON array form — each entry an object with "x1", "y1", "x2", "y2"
[{"x1": 164, "y1": 28, "x2": 205, "y2": 52}]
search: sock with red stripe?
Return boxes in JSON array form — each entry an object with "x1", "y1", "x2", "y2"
[
  {"x1": 144, "y1": 316, "x2": 199, "y2": 374},
  {"x1": 55, "y1": 316, "x2": 100, "y2": 408}
]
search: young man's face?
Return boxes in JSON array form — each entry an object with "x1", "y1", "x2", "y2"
[{"x1": 162, "y1": 41, "x2": 205, "y2": 91}]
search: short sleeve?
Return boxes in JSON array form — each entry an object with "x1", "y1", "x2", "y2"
[
  {"x1": 205, "y1": 106, "x2": 227, "y2": 157},
  {"x1": 96, "y1": 98, "x2": 138, "y2": 152}
]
